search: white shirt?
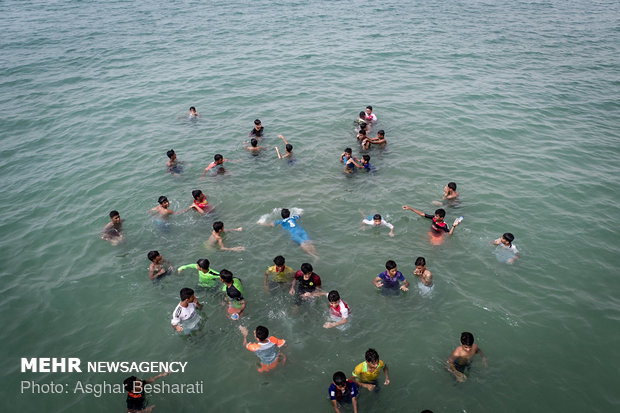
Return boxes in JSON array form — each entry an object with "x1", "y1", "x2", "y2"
[
  {"x1": 171, "y1": 302, "x2": 197, "y2": 326},
  {"x1": 362, "y1": 218, "x2": 394, "y2": 230}
]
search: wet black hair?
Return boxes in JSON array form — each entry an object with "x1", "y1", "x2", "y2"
[
  {"x1": 447, "y1": 182, "x2": 457, "y2": 190},
  {"x1": 255, "y1": 325, "x2": 269, "y2": 341},
  {"x1": 327, "y1": 290, "x2": 340, "y2": 302},
  {"x1": 123, "y1": 376, "x2": 140, "y2": 392},
  {"x1": 180, "y1": 287, "x2": 194, "y2": 301},
  {"x1": 281, "y1": 208, "x2": 290, "y2": 219},
  {"x1": 166, "y1": 149, "x2": 175, "y2": 159},
  {"x1": 189, "y1": 106, "x2": 196, "y2": 112},
  {"x1": 461, "y1": 332, "x2": 475, "y2": 346},
  {"x1": 415, "y1": 257, "x2": 426, "y2": 266},
  {"x1": 273, "y1": 255, "x2": 285, "y2": 267},
  {"x1": 300, "y1": 263, "x2": 313, "y2": 274},
  {"x1": 359, "y1": 122, "x2": 367, "y2": 130},
  {"x1": 158, "y1": 196, "x2": 168, "y2": 204},
  {"x1": 219, "y1": 269, "x2": 233, "y2": 283},
  {"x1": 373, "y1": 214, "x2": 382, "y2": 220},
  {"x1": 344, "y1": 147, "x2": 352, "y2": 154},
  {"x1": 385, "y1": 260, "x2": 397, "y2": 270},
  {"x1": 147, "y1": 250, "x2": 160, "y2": 261},
  {"x1": 362, "y1": 154, "x2": 370, "y2": 162},
  {"x1": 196, "y1": 258, "x2": 210, "y2": 270},
  {"x1": 366, "y1": 105, "x2": 373, "y2": 111},
  {"x1": 503, "y1": 233, "x2": 515, "y2": 243},
  {"x1": 377, "y1": 129, "x2": 385, "y2": 136},
  {"x1": 109, "y1": 210, "x2": 120, "y2": 218},
  {"x1": 192, "y1": 190, "x2": 203, "y2": 200},
  {"x1": 285, "y1": 144, "x2": 293, "y2": 152},
  {"x1": 358, "y1": 129, "x2": 367, "y2": 136},
  {"x1": 365, "y1": 348, "x2": 380, "y2": 363},
  {"x1": 359, "y1": 111, "x2": 366, "y2": 119},
  {"x1": 333, "y1": 371, "x2": 347, "y2": 386},
  {"x1": 250, "y1": 138, "x2": 258, "y2": 147},
  {"x1": 254, "y1": 119, "x2": 261, "y2": 125},
  {"x1": 434, "y1": 208, "x2": 446, "y2": 218},
  {"x1": 213, "y1": 221, "x2": 224, "y2": 232},
  {"x1": 214, "y1": 154, "x2": 223, "y2": 162}
]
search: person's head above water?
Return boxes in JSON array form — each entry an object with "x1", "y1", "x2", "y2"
[
  {"x1": 460, "y1": 331, "x2": 475, "y2": 347},
  {"x1": 434, "y1": 208, "x2": 446, "y2": 222},
  {"x1": 281, "y1": 208, "x2": 291, "y2": 219},
  {"x1": 501, "y1": 232, "x2": 515, "y2": 246},
  {"x1": 158, "y1": 196, "x2": 168, "y2": 205},
  {"x1": 192, "y1": 190, "x2": 204, "y2": 200},
  {"x1": 250, "y1": 138, "x2": 258, "y2": 147},
  {"x1": 166, "y1": 149, "x2": 176, "y2": 159}
]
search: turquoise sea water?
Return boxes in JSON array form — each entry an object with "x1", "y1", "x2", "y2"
[{"x1": 1, "y1": 0, "x2": 619, "y2": 412}]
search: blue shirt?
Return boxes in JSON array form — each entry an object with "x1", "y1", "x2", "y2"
[
  {"x1": 378, "y1": 270, "x2": 405, "y2": 289},
  {"x1": 328, "y1": 381, "x2": 359, "y2": 402}
]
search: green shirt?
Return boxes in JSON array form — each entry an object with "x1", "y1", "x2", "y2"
[
  {"x1": 178, "y1": 263, "x2": 220, "y2": 287},
  {"x1": 222, "y1": 278, "x2": 245, "y2": 309}
]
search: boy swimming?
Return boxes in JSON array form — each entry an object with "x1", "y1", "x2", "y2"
[
  {"x1": 102, "y1": 210, "x2": 123, "y2": 245},
  {"x1": 207, "y1": 221, "x2": 244, "y2": 251},
  {"x1": 362, "y1": 214, "x2": 394, "y2": 237},
  {"x1": 492, "y1": 232, "x2": 519, "y2": 263},
  {"x1": 402, "y1": 206, "x2": 462, "y2": 239},
  {"x1": 446, "y1": 332, "x2": 487, "y2": 382},
  {"x1": 262, "y1": 208, "x2": 317, "y2": 258}
]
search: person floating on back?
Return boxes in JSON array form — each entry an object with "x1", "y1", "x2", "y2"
[
  {"x1": 178, "y1": 258, "x2": 220, "y2": 288},
  {"x1": 362, "y1": 213, "x2": 394, "y2": 237},
  {"x1": 207, "y1": 221, "x2": 244, "y2": 251},
  {"x1": 102, "y1": 210, "x2": 124, "y2": 245},
  {"x1": 220, "y1": 269, "x2": 246, "y2": 319},
  {"x1": 492, "y1": 232, "x2": 519, "y2": 263},
  {"x1": 402, "y1": 206, "x2": 462, "y2": 242},
  {"x1": 262, "y1": 208, "x2": 317, "y2": 258},
  {"x1": 239, "y1": 325, "x2": 286, "y2": 373},
  {"x1": 351, "y1": 348, "x2": 390, "y2": 392},
  {"x1": 147, "y1": 250, "x2": 175, "y2": 282},
  {"x1": 446, "y1": 331, "x2": 487, "y2": 382},
  {"x1": 170, "y1": 287, "x2": 203, "y2": 333},
  {"x1": 373, "y1": 260, "x2": 409, "y2": 294},
  {"x1": 328, "y1": 371, "x2": 359, "y2": 413},
  {"x1": 324, "y1": 290, "x2": 350, "y2": 329}
]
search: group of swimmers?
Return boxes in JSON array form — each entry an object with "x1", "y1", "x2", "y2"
[{"x1": 102, "y1": 105, "x2": 520, "y2": 413}]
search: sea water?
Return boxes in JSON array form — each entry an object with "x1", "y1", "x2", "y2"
[{"x1": 1, "y1": 0, "x2": 619, "y2": 412}]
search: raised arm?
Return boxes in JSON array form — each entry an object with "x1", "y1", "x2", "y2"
[
  {"x1": 278, "y1": 134, "x2": 289, "y2": 145},
  {"x1": 383, "y1": 364, "x2": 390, "y2": 385},
  {"x1": 402, "y1": 205, "x2": 425, "y2": 216}
]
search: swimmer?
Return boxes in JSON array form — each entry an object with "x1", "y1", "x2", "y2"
[
  {"x1": 289, "y1": 263, "x2": 326, "y2": 302},
  {"x1": 261, "y1": 208, "x2": 317, "y2": 258},
  {"x1": 329, "y1": 371, "x2": 359, "y2": 413},
  {"x1": 356, "y1": 111, "x2": 367, "y2": 126},
  {"x1": 166, "y1": 149, "x2": 183, "y2": 175},
  {"x1": 178, "y1": 258, "x2": 220, "y2": 288},
  {"x1": 362, "y1": 213, "x2": 394, "y2": 237},
  {"x1": 360, "y1": 155, "x2": 376, "y2": 172},
  {"x1": 188, "y1": 106, "x2": 200, "y2": 118},
  {"x1": 102, "y1": 210, "x2": 124, "y2": 245},
  {"x1": 264, "y1": 255, "x2": 295, "y2": 292},
  {"x1": 124, "y1": 372, "x2": 169, "y2": 413},
  {"x1": 446, "y1": 332, "x2": 487, "y2": 382},
  {"x1": 365, "y1": 105, "x2": 377, "y2": 123},
  {"x1": 208, "y1": 221, "x2": 245, "y2": 251},
  {"x1": 171, "y1": 287, "x2": 203, "y2": 333},
  {"x1": 147, "y1": 250, "x2": 175, "y2": 282},
  {"x1": 356, "y1": 128, "x2": 368, "y2": 142},
  {"x1": 351, "y1": 348, "x2": 390, "y2": 392},
  {"x1": 220, "y1": 269, "x2": 246, "y2": 317},
  {"x1": 243, "y1": 138, "x2": 263, "y2": 155},
  {"x1": 185, "y1": 190, "x2": 211, "y2": 214},
  {"x1": 340, "y1": 147, "x2": 361, "y2": 173},
  {"x1": 402, "y1": 206, "x2": 462, "y2": 236},
  {"x1": 324, "y1": 290, "x2": 350, "y2": 329},
  {"x1": 413, "y1": 257, "x2": 433, "y2": 291},
  {"x1": 202, "y1": 154, "x2": 227, "y2": 176},
  {"x1": 373, "y1": 260, "x2": 409, "y2": 292},
  {"x1": 492, "y1": 232, "x2": 519, "y2": 263},
  {"x1": 148, "y1": 196, "x2": 179, "y2": 217},
  {"x1": 443, "y1": 182, "x2": 459, "y2": 200},
  {"x1": 362, "y1": 130, "x2": 386, "y2": 150},
  {"x1": 275, "y1": 135, "x2": 294, "y2": 160},
  {"x1": 239, "y1": 325, "x2": 286, "y2": 373},
  {"x1": 249, "y1": 119, "x2": 264, "y2": 138}
]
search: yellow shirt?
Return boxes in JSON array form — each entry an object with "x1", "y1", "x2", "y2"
[
  {"x1": 265, "y1": 265, "x2": 295, "y2": 283},
  {"x1": 352, "y1": 360, "x2": 385, "y2": 382}
]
